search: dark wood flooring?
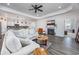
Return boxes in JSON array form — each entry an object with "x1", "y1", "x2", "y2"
[{"x1": 48, "y1": 35, "x2": 79, "y2": 55}]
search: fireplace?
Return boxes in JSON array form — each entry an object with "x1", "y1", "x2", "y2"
[
  {"x1": 48, "y1": 29, "x2": 55, "y2": 35},
  {"x1": 47, "y1": 20, "x2": 56, "y2": 35}
]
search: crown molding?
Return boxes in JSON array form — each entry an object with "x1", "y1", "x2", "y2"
[{"x1": 0, "y1": 5, "x2": 72, "y2": 19}]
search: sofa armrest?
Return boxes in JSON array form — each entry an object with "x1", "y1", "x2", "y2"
[
  {"x1": 19, "y1": 38, "x2": 32, "y2": 45},
  {"x1": 11, "y1": 41, "x2": 40, "y2": 55}
]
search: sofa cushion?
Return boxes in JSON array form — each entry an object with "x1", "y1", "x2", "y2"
[
  {"x1": 13, "y1": 29, "x2": 29, "y2": 39},
  {"x1": 11, "y1": 40, "x2": 40, "y2": 55},
  {"x1": 29, "y1": 28, "x2": 35, "y2": 35},
  {"x1": 6, "y1": 30, "x2": 22, "y2": 53}
]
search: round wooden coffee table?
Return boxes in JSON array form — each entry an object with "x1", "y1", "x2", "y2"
[
  {"x1": 37, "y1": 35, "x2": 48, "y2": 45},
  {"x1": 33, "y1": 48, "x2": 48, "y2": 55}
]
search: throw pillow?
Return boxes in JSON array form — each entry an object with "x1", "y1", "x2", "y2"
[{"x1": 6, "y1": 30, "x2": 22, "y2": 53}]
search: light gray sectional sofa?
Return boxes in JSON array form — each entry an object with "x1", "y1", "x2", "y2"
[{"x1": 1, "y1": 29, "x2": 40, "y2": 55}]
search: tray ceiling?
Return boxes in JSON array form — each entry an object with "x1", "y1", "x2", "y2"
[{"x1": 0, "y1": 3, "x2": 71, "y2": 17}]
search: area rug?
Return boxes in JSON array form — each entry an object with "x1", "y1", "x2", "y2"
[
  {"x1": 33, "y1": 39, "x2": 51, "y2": 49},
  {"x1": 40, "y1": 41, "x2": 52, "y2": 49}
]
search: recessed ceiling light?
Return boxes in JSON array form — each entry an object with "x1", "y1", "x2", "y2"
[
  {"x1": 58, "y1": 6, "x2": 62, "y2": 9},
  {"x1": 7, "y1": 3, "x2": 10, "y2": 6}
]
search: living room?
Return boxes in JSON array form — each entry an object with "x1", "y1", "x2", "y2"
[{"x1": 0, "y1": 3, "x2": 79, "y2": 55}]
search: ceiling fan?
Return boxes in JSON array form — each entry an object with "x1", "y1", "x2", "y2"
[{"x1": 29, "y1": 4, "x2": 43, "y2": 13}]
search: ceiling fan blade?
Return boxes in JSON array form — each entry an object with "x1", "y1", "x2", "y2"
[
  {"x1": 29, "y1": 9, "x2": 34, "y2": 10},
  {"x1": 37, "y1": 5, "x2": 43, "y2": 8},
  {"x1": 32, "y1": 5, "x2": 35, "y2": 8},
  {"x1": 38, "y1": 9, "x2": 43, "y2": 12},
  {"x1": 35, "y1": 5, "x2": 38, "y2": 7},
  {"x1": 35, "y1": 9, "x2": 37, "y2": 13}
]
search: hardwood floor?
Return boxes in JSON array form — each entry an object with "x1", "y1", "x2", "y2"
[{"x1": 48, "y1": 35, "x2": 79, "y2": 55}]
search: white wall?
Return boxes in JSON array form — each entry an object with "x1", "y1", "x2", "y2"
[
  {"x1": 36, "y1": 20, "x2": 47, "y2": 34},
  {"x1": 0, "y1": 11, "x2": 37, "y2": 34},
  {"x1": 0, "y1": 16, "x2": 7, "y2": 34},
  {"x1": 36, "y1": 11, "x2": 79, "y2": 37},
  {"x1": 0, "y1": 10, "x2": 79, "y2": 37}
]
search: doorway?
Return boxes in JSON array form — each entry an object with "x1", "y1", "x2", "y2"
[{"x1": 64, "y1": 18, "x2": 76, "y2": 38}]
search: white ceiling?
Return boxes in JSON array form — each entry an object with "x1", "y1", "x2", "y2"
[
  {"x1": 0, "y1": 3, "x2": 79, "y2": 19},
  {"x1": 0, "y1": 3, "x2": 71, "y2": 16}
]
